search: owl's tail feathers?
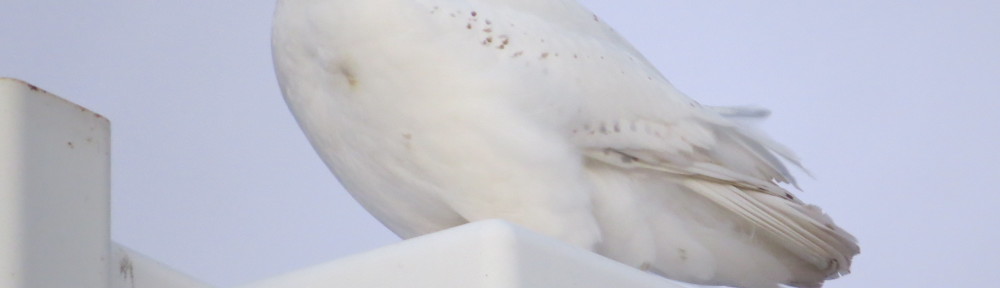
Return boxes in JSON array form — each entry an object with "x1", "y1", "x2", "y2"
[{"x1": 683, "y1": 177, "x2": 859, "y2": 282}]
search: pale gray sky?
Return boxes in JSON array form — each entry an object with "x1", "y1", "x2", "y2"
[{"x1": 2, "y1": 1, "x2": 999, "y2": 287}]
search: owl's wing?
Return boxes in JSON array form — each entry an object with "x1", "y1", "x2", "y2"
[{"x1": 571, "y1": 106, "x2": 858, "y2": 279}]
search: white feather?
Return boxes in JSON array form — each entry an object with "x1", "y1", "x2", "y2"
[{"x1": 272, "y1": 0, "x2": 859, "y2": 287}]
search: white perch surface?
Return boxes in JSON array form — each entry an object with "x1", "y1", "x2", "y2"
[{"x1": 243, "y1": 220, "x2": 685, "y2": 288}]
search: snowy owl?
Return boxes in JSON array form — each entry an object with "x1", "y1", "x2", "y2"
[{"x1": 271, "y1": 0, "x2": 859, "y2": 287}]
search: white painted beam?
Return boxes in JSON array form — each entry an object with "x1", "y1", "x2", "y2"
[
  {"x1": 242, "y1": 220, "x2": 684, "y2": 288},
  {"x1": 111, "y1": 242, "x2": 215, "y2": 288},
  {"x1": 0, "y1": 78, "x2": 111, "y2": 287}
]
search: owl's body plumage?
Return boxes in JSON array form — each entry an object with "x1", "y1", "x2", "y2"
[{"x1": 271, "y1": 1, "x2": 858, "y2": 287}]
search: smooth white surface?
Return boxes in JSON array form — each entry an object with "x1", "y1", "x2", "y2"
[
  {"x1": 242, "y1": 220, "x2": 682, "y2": 288},
  {"x1": 1, "y1": 1, "x2": 998, "y2": 287},
  {"x1": 112, "y1": 242, "x2": 216, "y2": 288},
  {"x1": 0, "y1": 78, "x2": 111, "y2": 288}
]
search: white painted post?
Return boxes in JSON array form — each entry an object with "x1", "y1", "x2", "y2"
[{"x1": 0, "y1": 78, "x2": 111, "y2": 287}]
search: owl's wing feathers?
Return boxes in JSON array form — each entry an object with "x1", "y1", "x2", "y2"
[{"x1": 573, "y1": 106, "x2": 858, "y2": 279}]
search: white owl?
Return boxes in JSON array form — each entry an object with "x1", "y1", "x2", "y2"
[{"x1": 271, "y1": 1, "x2": 859, "y2": 287}]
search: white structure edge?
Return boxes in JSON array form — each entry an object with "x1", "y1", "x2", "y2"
[
  {"x1": 242, "y1": 219, "x2": 685, "y2": 288},
  {"x1": 111, "y1": 242, "x2": 216, "y2": 288},
  {"x1": 1, "y1": 78, "x2": 111, "y2": 287},
  {"x1": 0, "y1": 78, "x2": 214, "y2": 288}
]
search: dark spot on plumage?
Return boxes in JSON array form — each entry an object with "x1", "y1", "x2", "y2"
[
  {"x1": 621, "y1": 154, "x2": 638, "y2": 164},
  {"x1": 471, "y1": 11, "x2": 477, "y2": 17},
  {"x1": 336, "y1": 63, "x2": 359, "y2": 88}
]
